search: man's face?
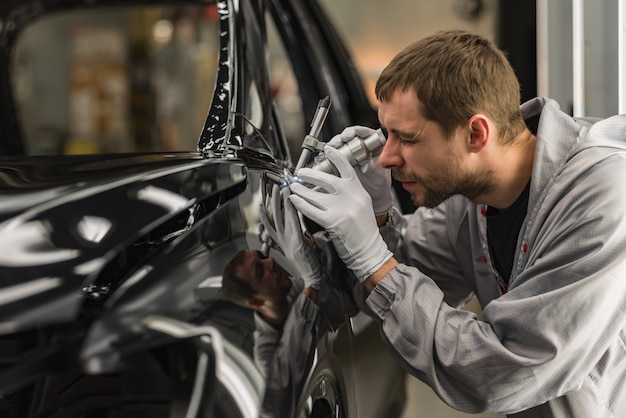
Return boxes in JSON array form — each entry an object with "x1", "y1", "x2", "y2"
[
  {"x1": 235, "y1": 250, "x2": 292, "y2": 304},
  {"x1": 378, "y1": 89, "x2": 493, "y2": 208}
]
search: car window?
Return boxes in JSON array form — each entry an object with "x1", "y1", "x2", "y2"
[
  {"x1": 10, "y1": 5, "x2": 219, "y2": 155},
  {"x1": 265, "y1": 10, "x2": 305, "y2": 164}
]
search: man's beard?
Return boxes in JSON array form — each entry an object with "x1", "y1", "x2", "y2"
[{"x1": 393, "y1": 164, "x2": 494, "y2": 209}]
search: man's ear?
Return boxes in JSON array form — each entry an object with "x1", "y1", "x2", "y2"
[
  {"x1": 246, "y1": 297, "x2": 264, "y2": 309},
  {"x1": 467, "y1": 114, "x2": 490, "y2": 153}
]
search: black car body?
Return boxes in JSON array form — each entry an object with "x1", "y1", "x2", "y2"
[{"x1": 0, "y1": 0, "x2": 407, "y2": 417}]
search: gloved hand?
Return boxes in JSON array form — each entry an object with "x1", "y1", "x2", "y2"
[
  {"x1": 258, "y1": 185, "x2": 277, "y2": 256},
  {"x1": 289, "y1": 146, "x2": 393, "y2": 282},
  {"x1": 258, "y1": 217, "x2": 275, "y2": 257},
  {"x1": 259, "y1": 184, "x2": 323, "y2": 289},
  {"x1": 327, "y1": 125, "x2": 392, "y2": 215}
]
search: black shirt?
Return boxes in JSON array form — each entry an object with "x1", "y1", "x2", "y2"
[
  {"x1": 486, "y1": 181, "x2": 530, "y2": 283},
  {"x1": 486, "y1": 114, "x2": 539, "y2": 283}
]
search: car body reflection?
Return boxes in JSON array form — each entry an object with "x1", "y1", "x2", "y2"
[{"x1": 0, "y1": 0, "x2": 407, "y2": 416}]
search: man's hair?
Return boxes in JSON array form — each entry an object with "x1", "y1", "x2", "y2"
[
  {"x1": 375, "y1": 30, "x2": 526, "y2": 144},
  {"x1": 222, "y1": 250, "x2": 255, "y2": 305}
]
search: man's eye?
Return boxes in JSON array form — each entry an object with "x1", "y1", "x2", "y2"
[{"x1": 401, "y1": 134, "x2": 423, "y2": 144}]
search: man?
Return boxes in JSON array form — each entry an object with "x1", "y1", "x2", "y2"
[{"x1": 288, "y1": 29, "x2": 626, "y2": 416}]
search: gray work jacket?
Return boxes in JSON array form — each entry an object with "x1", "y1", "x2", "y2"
[{"x1": 368, "y1": 97, "x2": 626, "y2": 417}]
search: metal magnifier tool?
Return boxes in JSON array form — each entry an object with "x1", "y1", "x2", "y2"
[
  {"x1": 295, "y1": 96, "x2": 387, "y2": 175},
  {"x1": 310, "y1": 128, "x2": 386, "y2": 175}
]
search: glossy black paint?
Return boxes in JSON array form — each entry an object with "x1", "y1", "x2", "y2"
[{"x1": 0, "y1": 0, "x2": 406, "y2": 417}]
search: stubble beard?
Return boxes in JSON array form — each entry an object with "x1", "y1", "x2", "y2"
[{"x1": 394, "y1": 165, "x2": 495, "y2": 209}]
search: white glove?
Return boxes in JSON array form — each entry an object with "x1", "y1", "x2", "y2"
[
  {"x1": 259, "y1": 184, "x2": 322, "y2": 289},
  {"x1": 257, "y1": 217, "x2": 275, "y2": 257},
  {"x1": 327, "y1": 125, "x2": 392, "y2": 215},
  {"x1": 289, "y1": 146, "x2": 393, "y2": 282}
]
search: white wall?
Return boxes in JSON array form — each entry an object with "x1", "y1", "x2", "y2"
[{"x1": 318, "y1": 0, "x2": 499, "y2": 104}]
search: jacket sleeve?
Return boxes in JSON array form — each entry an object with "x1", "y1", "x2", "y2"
[
  {"x1": 366, "y1": 153, "x2": 626, "y2": 414},
  {"x1": 384, "y1": 202, "x2": 476, "y2": 308}
]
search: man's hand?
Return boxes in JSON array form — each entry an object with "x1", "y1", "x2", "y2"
[
  {"x1": 327, "y1": 125, "x2": 392, "y2": 216},
  {"x1": 260, "y1": 185, "x2": 323, "y2": 289},
  {"x1": 289, "y1": 146, "x2": 393, "y2": 282}
]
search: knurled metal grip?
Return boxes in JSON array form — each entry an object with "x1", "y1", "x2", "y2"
[{"x1": 310, "y1": 129, "x2": 386, "y2": 174}]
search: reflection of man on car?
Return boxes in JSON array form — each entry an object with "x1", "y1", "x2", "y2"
[
  {"x1": 221, "y1": 185, "x2": 358, "y2": 417},
  {"x1": 222, "y1": 249, "x2": 320, "y2": 418},
  {"x1": 222, "y1": 249, "x2": 309, "y2": 324}
]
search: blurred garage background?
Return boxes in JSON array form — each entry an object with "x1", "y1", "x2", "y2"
[{"x1": 13, "y1": 0, "x2": 621, "y2": 158}]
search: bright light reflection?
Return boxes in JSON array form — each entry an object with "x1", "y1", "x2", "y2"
[
  {"x1": 77, "y1": 215, "x2": 112, "y2": 243},
  {"x1": 73, "y1": 257, "x2": 107, "y2": 275},
  {"x1": 136, "y1": 185, "x2": 190, "y2": 212},
  {"x1": 0, "y1": 220, "x2": 79, "y2": 266},
  {"x1": 0, "y1": 277, "x2": 62, "y2": 305},
  {"x1": 219, "y1": 359, "x2": 260, "y2": 418}
]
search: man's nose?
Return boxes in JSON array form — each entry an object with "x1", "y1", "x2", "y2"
[{"x1": 379, "y1": 135, "x2": 402, "y2": 169}]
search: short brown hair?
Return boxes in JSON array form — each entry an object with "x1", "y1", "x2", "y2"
[
  {"x1": 221, "y1": 250, "x2": 254, "y2": 305},
  {"x1": 375, "y1": 30, "x2": 526, "y2": 144}
]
